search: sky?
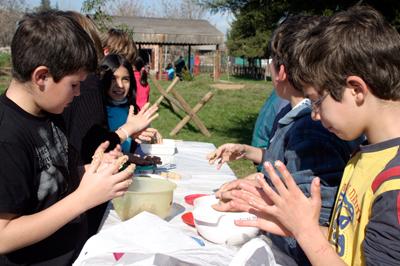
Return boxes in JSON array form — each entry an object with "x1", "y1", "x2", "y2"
[{"x1": 25, "y1": 0, "x2": 232, "y2": 35}]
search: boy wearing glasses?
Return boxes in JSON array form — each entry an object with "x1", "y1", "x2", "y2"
[
  {"x1": 209, "y1": 15, "x2": 362, "y2": 265},
  {"x1": 232, "y1": 5, "x2": 400, "y2": 265}
]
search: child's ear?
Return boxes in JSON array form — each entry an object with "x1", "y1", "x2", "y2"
[
  {"x1": 103, "y1": 47, "x2": 109, "y2": 56},
  {"x1": 346, "y1": 76, "x2": 368, "y2": 105},
  {"x1": 277, "y1": 65, "x2": 287, "y2": 81},
  {"x1": 31, "y1": 66, "x2": 49, "y2": 89}
]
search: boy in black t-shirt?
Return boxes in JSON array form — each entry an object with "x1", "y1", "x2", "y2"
[{"x1": 0, "y1": 11, "x2": 135, "y2": 265}]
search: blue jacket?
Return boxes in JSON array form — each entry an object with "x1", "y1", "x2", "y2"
[
  {"x1": 251, "y1": 90, "x2": 288, "y2": 149},
  {"x1": 262, "y1": 99, "x2": 362, "y2": 265}
]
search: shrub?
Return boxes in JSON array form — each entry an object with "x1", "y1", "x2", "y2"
[
  {"x1": 0, "y1": 52, "x2": 11, "y2": 68},
  {"x1": 182, "y1": 68, "x2": 194, "y2": 81}
]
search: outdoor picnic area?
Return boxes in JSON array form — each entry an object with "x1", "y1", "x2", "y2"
[
  {"x1": 3, "y1": 1, "x2": 400, "y2": 265},
  {"x1": 0, "y1": 53, "x2": 273, "y2": 177}
]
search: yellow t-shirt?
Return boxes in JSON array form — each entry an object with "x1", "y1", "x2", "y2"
[{"x1": 328, "y1": 138, "x2": 400, "y2": 265}]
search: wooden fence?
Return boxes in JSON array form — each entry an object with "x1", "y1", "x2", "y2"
[
  {"x1": 190, "y1": 64, "x2": 271, "y2": 80},
  {"x1": 230, "y1": 65, "x2": 270, "y2": 80}
]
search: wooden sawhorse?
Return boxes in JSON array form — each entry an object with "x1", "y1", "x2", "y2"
[{"x1": 151, "y1": 76, "x2": 214, "y2": 137}]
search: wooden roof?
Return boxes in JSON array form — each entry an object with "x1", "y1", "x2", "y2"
[{"x1": 111, "y1": 16, "x2": 224, "y2": 46}]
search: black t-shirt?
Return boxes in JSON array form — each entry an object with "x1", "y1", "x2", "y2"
[{"x1": 0, "y1": 94, "x2": 87, "y2": 265}]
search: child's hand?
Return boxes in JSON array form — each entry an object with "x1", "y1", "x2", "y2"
[
  {"x1": 91, "y1": 142, "x2": 123, "y2": 170},
  {"x1": 123, "y1": 103, "x2": 159, "y2": 136},
  {"x1": 207, "y1": 143, "x2": 245, "y2": 169},
  {"x1": 213, "y1": 174, "x2": 264, "y2": 212},
  {"x1": 105, "y1": 143, "x2": 123, "y2": 159},
  {"x1": 233, "y1": 161, "x2": 321, "y2": 238},
  {"x1": 76, "y1": 143, "x2": 136, "y2": 211},
  {"x1": 133, "y1": 127, "x2": 163, "y2": 144},
  {"x1": 215, "y1": 174, "x2": 261, "y2": 201}
]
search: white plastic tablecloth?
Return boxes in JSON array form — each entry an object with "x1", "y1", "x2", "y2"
[
  {"x1": 100, "y1": 140, "x2": 236, "y2": 231},
  {"x1": 73, "y1": 141, "x2": 242, "y2": 266}
]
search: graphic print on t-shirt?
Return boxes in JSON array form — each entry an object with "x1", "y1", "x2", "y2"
[{"x1": 36, "y1": 123, "x2": 69, "y2": 207}]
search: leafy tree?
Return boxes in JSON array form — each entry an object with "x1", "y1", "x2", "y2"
[
  {"x1": 200, "y1": 0, "x2": 400, "y2": 59},
  {"x1": 199, "y1": 0, "x2": 289, "y2": 61},
  {"x1": 198, "y1": 0, "x2": 249, "y2": 14},
  {"x1": 81, "y1": 0, "x2": 112, "y2": 32},
  {"x1": 82, "y1": 0, "x2": 135, "y2": 36}
]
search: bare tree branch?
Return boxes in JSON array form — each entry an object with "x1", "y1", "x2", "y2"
[
  {"x1": 160, "y1": 0, "x2": 209, "y2": 19},
  {"x1": 109, "y1": 0, "x2": 156, "y2": 17},
  {"x1": 0, "y1": 0, "x2": 26, "y2": 46}
]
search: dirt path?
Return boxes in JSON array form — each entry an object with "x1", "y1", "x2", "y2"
[{"x1": 211, "y1": 83, "x2": 245, "y2": 90}]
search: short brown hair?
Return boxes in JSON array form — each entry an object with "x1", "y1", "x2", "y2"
[
  {"x1": 270, "y1": 15, "x2": 326, "y2": 91},
  {"x1": 294, "y1": 5, "x2": 400, "y2": 101},
  {"x1": 11, "y1": 11, "x2": 97, "y2": 82},
  {"x1": 102, "y1": 28, "x2": 137, "y2": 64}
]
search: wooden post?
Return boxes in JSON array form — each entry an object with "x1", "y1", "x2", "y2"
[
  {"x1": 188, "y1": 45, "x2": 191, "y2": 71},
  {"x1": 213, "y1": 44, "x2": 221, "y2": 81},
  {"x1": 156, "y1": 90, "x2": 183, "y2": 112},
  {"x1": 169, "y1": 88, "x2": 211, "y2": 137},
  {"x1": 150, "y1": 75, "x2": 213, "y2": 137},
  {"x1": 159, "y1": 44, "x2": 164, "y2": 78},
  {"x1": 152, "y1": 76, "x2": 180, "y2": 105},
  {"x1": 170, "y1": 91, "x2": 214, "y2": 136},
  {"x1": 227, "y1": 55, "x2": 230, "y2": 81}
]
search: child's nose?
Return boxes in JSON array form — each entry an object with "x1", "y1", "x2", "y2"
[{"x1": 116, "y1": 79, "x2": 123, "y2": 88}]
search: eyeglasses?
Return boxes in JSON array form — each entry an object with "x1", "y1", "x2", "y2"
[
  {"x1": 277, "y1": 12, "x2": 289, "y2": 26},
  {"x1": 310, "y1": 93, "x2": 328, "y2": 112}
]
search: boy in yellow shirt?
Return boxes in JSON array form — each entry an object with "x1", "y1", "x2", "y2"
[{"x1": 228, "y1": 5, "x2": 400, "y2": 265}]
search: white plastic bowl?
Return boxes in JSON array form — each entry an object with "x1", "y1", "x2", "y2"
[
  {"x1": 140, "y1": 139, "x2": 176, "y2": 155},
  {"x1": 192, "y1": 195, "x2": 259, "y2": 246},
  {"x1": 112, "y1": 177, "x2": 177, "y2": 221},
  {"x1": 140, "y1": 139, "x2": 177, "y2": 165},
  {"x1": 193, "y1": 194, "x2": 219, "y2": 207}
]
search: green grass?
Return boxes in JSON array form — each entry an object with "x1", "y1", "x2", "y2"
[
  {"x1": 0, "y1": 68, "x2": 273, "y2": 177},
  {"x1": 0, "y1": 76, "x2": 9, "y2": 93},
  {"x1": 0, "y1": 53, "x2": 11, "y2": 93},
  {"x1": 149, "y1": 74, "x2": 273, "y2": 177},
  {"x1": 0, "y1": 53, "x2": 11, "y2": 68}
]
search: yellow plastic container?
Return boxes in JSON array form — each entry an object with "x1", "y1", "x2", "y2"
[{"x1": 112, "y1": 177, "x2": 177, "y2": 221}]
